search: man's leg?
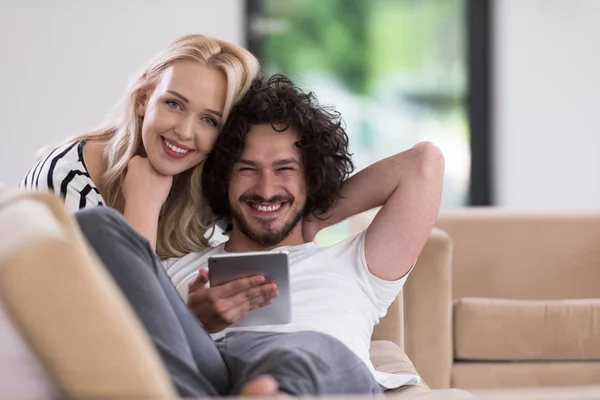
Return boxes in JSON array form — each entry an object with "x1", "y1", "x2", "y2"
[
  {"x1": 75, "y1": 207, "x2": 229, "y2": 397},
  {"x1": 218, "y1": 331, "x2": 383, "y2": 395}
]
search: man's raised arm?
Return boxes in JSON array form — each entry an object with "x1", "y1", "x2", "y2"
[{"x1": 361, "y1": 142, "x2": 445, "y2": 281}]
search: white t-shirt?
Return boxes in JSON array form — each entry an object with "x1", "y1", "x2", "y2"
[{"x1": 163, "y1": 231, "x2": 419, "y2": 389}]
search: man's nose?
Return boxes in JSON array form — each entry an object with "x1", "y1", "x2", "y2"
[{"x1": 255, "y1": 172, "x2": 279, "y2": 201}]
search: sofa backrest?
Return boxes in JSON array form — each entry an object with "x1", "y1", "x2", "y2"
[{"x1": 437, "y1": 208, "x2": 600, "y2": 300}]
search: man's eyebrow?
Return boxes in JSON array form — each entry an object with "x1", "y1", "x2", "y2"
[
  {"x1": 166, "y1": 90, "x2": 223, "y2": 118},
  {"x1": 236, "y1": 159, "x2": 259, "y2": 167},
  {"x1": 235, "y1": 159, "x2": 301, "y2": 167},
  {"x1": 273, "y1": 158, "x2": 301, "y2": 167}
]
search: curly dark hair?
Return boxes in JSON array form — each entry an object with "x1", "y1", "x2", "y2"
[{"x1": 202, "y1": 73, "x2": 355, "y2": 221}]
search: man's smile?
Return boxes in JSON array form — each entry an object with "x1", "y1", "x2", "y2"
[{"x1": 244, "y1": 201, "x2": 290, "y2": 218}]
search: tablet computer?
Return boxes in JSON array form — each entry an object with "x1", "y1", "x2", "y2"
[{"x1": 208, "y1": 250, "x2": 291, "y2": 327}]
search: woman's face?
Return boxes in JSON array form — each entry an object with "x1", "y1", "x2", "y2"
[{"x1": 137, "y1": 60, "x2": 227, "y2": 176}]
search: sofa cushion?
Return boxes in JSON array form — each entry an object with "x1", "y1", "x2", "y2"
[
  {"x1": 470, "y1": 386, "x2": 600, "y2": 400},
  {"x1": 454, "y1": 298, "x2": 600, "y2": 361},
  {"x1": 453, "y1": 361, "x2": 600, "y2": 389}
]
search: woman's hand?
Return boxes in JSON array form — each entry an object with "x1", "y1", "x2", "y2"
[
  {"x1": 122, "y1": 156, "x2": 173, "y2": 210},
  {"x1": 121, "y1": 156, "x2": 173, "y2": 249}
]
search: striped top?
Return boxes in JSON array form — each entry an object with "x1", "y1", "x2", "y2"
[
  {"x1": 20, "y1": 140, "x2": 231, "y2": 246},
  {"x1": 20, "y1": 140, "x2": 105, "y2": 212}
]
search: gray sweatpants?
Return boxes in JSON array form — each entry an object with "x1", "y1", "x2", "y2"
[
  {"x1": 216, "y1": 331, "x2": 383, "y2": 395},
  {"x1": 75, "y1": 207, "x2": 382, "y2": 396}
]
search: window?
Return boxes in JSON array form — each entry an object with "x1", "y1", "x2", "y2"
[{"x1": 247, "y1": 0, "x2": 490, "y2": 244}]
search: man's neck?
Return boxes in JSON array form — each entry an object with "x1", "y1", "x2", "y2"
[{"x1": 224, "y1": 225, "x2": 305, "y2": 253}]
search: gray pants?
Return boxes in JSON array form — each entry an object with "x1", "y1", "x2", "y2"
[
  {"x1": 75, "y1": 207, "x2": 382, "y2": 396},
  {"x1": 217, "y1": 331, "x2": 383, "y2": 395}
]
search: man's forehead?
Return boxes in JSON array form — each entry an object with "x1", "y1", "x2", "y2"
[
  {"x1": 243, "y1": 124, "x2": 299, "y2": 153},
  {"x1": 247, "y1": 123, "x2": 296, "y2": 137}
]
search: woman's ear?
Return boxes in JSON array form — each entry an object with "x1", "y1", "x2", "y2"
[{"x1": 136, "y1": 89, "x2": 151, "y2": 117}]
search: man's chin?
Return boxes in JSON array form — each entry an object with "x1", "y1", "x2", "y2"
[
  {"x1": 239, "y1": 221, "x2": 295, "y2": 248},
  {"x1": 243, "y1": 228, "x2": 289, "y2": 248},
  {"x1": 232, "y1": 203, "x2": 304, "y2": 248}
]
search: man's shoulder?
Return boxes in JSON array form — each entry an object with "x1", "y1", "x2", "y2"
[
  {"x1": 319, "y1": 230, "x2": 367, "y2": 253},
  {"x1": 163, "y1": 243, "x2": 226, "y2": 271},
  {"x1": 284, "y1": 231, "x2": 367, "y2": 264}
]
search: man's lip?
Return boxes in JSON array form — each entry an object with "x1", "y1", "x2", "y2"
[
  {"x1": 161, "y1": 136, "x2": 194, "y2": 151},
  {"x1": 245, "y1": 201, "x2": 288, "y2": 214}
]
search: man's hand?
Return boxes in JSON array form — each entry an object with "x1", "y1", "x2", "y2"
[{"x1": 187, "y1": 268, "x2": 279, "y2": 333}]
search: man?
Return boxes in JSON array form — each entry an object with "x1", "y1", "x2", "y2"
[
  {"x1": 165, "y1": 74, "x2": 445, "y2": 393},
  {"x1": 75, "y1": 73, "x2": 443, "y2": 397}
]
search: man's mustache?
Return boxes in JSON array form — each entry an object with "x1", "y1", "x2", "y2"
[{"x1": 240, "y1": 194, "x2": 293, "y2": 203}]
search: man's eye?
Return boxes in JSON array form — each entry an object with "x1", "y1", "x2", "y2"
[
  {"x1": 238, "y1": 167, "x2": 255, "y2": 172},
  {"x1": 277, "y1": 167, "x2": 294, "y2": 172},
  {"x1": 165, "y1": 100, "x2": 182, "y2": 110}
]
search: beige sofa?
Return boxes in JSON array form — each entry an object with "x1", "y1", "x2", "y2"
[
  {"x1": 0, "y1": 188, "x2": 476, "y2": 399},
  {"x1": 401, "y1": 208, "x2": 600, "y2": 399}
]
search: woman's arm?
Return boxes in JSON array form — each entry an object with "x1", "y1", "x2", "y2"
[
  {"x1": 121, "y1": 156, "x2": 173, "y2": 250},
  {"x1": 21, "y1": 141, "x2": 105, "y2": 212}
]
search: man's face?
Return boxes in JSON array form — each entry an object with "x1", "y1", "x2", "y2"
[{"x1": 228, "y1": 124, "x2": 307, "y2": 247}]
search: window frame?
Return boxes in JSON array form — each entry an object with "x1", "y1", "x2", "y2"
[{"x1": 245, "y1": 0, "x2": 494, "y2": 206}]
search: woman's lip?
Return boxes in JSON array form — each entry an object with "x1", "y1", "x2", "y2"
[
  {"x1": 161, "y1": 136, "x2": 194, "y2": 151},
  {"x1": 161, "y1": 138, "x2": 192, "y2": 159}
]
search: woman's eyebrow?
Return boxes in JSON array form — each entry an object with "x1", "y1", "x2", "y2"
[
  {"x1": 166, "y1": 90, "x2": 189, "y2": 103},
  {"x1": 166, "y1": 90, "x2": 222, "y2": 118}
]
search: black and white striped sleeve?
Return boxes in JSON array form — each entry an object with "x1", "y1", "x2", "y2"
[{"x1": 20, "y1": 142, "x2": 104, "y2": 213}]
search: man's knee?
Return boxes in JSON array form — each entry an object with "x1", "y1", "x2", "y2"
[
  {"x1": 75, "y1": 207, "x2": 132, "y2": 244},
  {"x1": 288, "y1": 332, "x2": 354, "y2": 359},
  {"x1": 76, "y1": 206, "x2": 122, "y2": 229}
]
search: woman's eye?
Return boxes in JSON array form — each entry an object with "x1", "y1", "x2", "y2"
[
  {"x1": 201, "y1": 116, "x2": 218, "y2": 127},
  {"x1": 165, "y1": 100, "x2": 182, "y2": 110}
]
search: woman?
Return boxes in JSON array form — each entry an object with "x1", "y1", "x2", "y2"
[{"x1": 21, "y1": 34, "x2": 259, "y2": 259}]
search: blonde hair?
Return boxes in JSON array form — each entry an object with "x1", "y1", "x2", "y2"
[{"x1": 71, "y1": 34, "x2": 259, "y2": 259}]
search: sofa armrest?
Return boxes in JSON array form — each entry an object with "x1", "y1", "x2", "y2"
[
  {"x1": 0, "y1": 190, "x2": 176, "y2": 399},
  {"x1": 373, "y1": 291, "x2": 404, "y2": 349},
  {"x1": 403, "y1": 227, "x2": 453, "y2": 389},
  {"x1": 370, "y1": 340, "x2": 426, "y2": 385}
]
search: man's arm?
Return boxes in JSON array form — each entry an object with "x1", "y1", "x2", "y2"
[
  {"x1": 305, "y1": 141, "x2": 444, "y2": 279},
  {"x1": 363, "y1": 142, "x2": 444, "y2": 280}
]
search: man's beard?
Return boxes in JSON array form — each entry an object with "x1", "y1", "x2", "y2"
[{"x1": 231, "y1": 194, "x2": 305, "y2": 247}]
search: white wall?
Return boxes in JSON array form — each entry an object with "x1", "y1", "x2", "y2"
[
  {"x1": 493, "y1": 0, "x2": 600, "y2": 209},
  {"x1": 0, "y1": 0, "x2": 244, "y2": 186}
]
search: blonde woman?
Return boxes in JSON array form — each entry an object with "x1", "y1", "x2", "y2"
[{"x1": 21, "y1": 34, "x2": 259, "y2": 259}]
